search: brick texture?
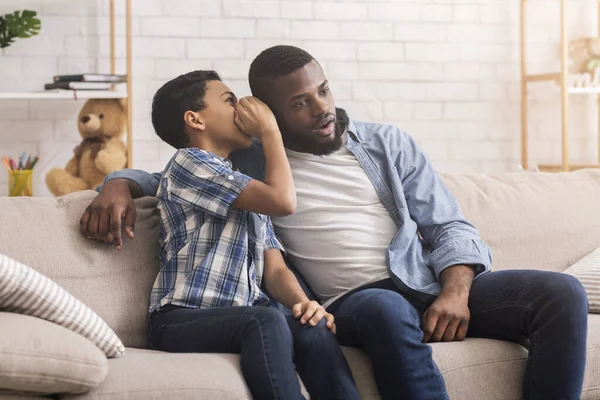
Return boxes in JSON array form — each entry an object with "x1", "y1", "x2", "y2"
[{"x1": 0, "y1": 0, "x2": 594, "y2": 197}]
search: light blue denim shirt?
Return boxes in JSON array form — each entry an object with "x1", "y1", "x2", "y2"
[{"x1": 103, "y1": 109, "x2": 492, "y2": 300}]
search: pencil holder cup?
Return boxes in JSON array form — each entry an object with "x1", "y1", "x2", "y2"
[{"x1": 8, "y1": 170, "x2": 33, "y2": 197}]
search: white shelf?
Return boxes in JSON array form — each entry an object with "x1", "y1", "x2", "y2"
[
  {"x1": 0, "y1": 90, "x2": 128, "y2": 100},
  {"x1": 568, "y1": 87, "x2": 600, "y2": 94}
]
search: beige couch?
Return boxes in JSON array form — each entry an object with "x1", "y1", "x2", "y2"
[{"x1": 1, "y1": 170, "x2": 600, "y2": 400}]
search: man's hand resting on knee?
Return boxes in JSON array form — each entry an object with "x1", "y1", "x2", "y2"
[
  {"x1": 80, "y1": 179, "x2": 138, "y2": 249},
  {"x1": 422, "y1": 265, "x2": 475, "y2": 343}
]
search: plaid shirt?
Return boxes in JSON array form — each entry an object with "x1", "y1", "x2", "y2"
[{"x1": 149, "y1": 147, "x2": 284, "y2": 313}]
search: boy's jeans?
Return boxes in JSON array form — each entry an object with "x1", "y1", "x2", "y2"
[{"x1": 149, "y1": 304, "x2": 360, "y2": 400}]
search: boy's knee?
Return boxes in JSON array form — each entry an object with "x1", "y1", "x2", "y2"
[
  {"x1": 292, "y1": 319, "x2": 337, "y2": 350},
  {"x1": 242, "y1": 307, "x2": 291, "y2": 340}
]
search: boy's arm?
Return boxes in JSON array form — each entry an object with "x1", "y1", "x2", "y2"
[
  {"x1": 231, "y1": 97, "x2": 296, "y2": 217},
  {"x1": 262, "y1": 249, "x2": 335, "y2": 333}
]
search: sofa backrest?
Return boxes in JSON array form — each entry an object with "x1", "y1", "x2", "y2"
[
  {"x1": 1, "y1": 170, "x2": 600, "y2": 349},
  {"x1": 0, "y1": 191, "x2": 160, "y2": 349},
  {"x1": 442, "y1": 169, "x2": 600, "y2": 273}
]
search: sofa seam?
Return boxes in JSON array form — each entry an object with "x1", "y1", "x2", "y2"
[
  {"x1": 440, "y1": 356, "x2": 527, "y2": 374},
  {"x1": 1, "y1": 350, "x2": 106, "y2": 367}
]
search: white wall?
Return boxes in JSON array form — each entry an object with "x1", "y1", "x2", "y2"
[{"x1": 0, "y1": 0, "x2": 598, "y2": 197}]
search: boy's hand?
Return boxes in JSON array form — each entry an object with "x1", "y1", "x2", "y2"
[
  {"x1": 233, "y1": 96, "x2": 279, "y2": 138},
  {"x1": 292, "y1": 300, "x2": 336, "y2": 334}
]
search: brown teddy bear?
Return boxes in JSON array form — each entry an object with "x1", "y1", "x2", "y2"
[
  {"x1": 46, "y1": 98, "x2": 128, "y2": 197},
  {"x1": 569, "y1": 37, "x2": 600, "y2": 73}
]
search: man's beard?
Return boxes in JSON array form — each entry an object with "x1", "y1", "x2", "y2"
[{"x1": 281, "y1": 119, "x2": 345, "y2": 156}]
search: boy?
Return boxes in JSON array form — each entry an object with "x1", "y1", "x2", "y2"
[{"x1": 147, "y1": 70, "x2": 359, "y2": 400}]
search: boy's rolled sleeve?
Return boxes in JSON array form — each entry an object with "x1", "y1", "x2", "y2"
[
  {"x1": 163, "y1": 148, "x2": 252, "y2": 219},
  {"x1": 264, "y1": 217, "x2": 285, "y2": 252}
]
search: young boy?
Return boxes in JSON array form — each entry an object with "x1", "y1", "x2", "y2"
[{"x1": 147, "y1": 70, "x2": 358, "y2": 400}]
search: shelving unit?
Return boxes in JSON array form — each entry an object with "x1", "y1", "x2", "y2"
[
  {"x1": 0, "y1": 91, "x2": 127, "y2": 100},
  {"x1": 520, "y1": 0, "x2": 600, "y2": 172},
  {"x1": 0, "y1": 0, "x2": 133, "y2": 168}
]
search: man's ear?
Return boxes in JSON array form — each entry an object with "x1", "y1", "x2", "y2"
[{"x1": 184, "y1": 110, "x2": 205, "y2": 132}]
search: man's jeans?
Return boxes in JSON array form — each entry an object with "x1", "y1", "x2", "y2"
[
  {"x1": 149, "y1": 304, "x2": 360, "y2": 400},
  {"x1": 328, "y1": 270, "x2": 588, "y2": 400}
]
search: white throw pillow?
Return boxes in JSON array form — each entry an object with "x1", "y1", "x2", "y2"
[
  {"x1": 0, "y1": 253, "x2": 124, "y2": 358},
  {"x1": 563, "y1": 245, "x2": 600, "y2": 313}
]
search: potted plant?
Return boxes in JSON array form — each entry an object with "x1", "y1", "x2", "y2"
[{"x1": 0, "y1": 10, "x2": 41, "y2": 49}]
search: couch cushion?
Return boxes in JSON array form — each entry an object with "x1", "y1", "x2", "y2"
[
  {"x1": 583, "y1": 314, "x2": 600, "y2": 400},
  {"x1": 0, "y1": 192, "x2": 160, "y2": 349},
  {"x1": 55, "y1": 314, "x2": 600, "y2": 400},
  {"x1": 0, "y1": 393, "x2": 49, "y2": 399},
  {"x1": 442, "y1": 170, "x2": 600, "y2": 272},
  {"x1": 342, "y1": 313, "x2": 600, "y2": 400},
  {"x1": 342, "y1": 339, "x2": 527, "y2": 400},
  {"x1": 59, "y1": 348, "x2": 309, "y2": 400},
  {"x1": 0, "y1": 254, "x2": 124, "y2": 358},
  {"x1": 0, "y1": 312, "x2": 107, "y2": 395}
]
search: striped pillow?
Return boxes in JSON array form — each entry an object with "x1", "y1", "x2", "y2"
[
  {"x1": 564, "y1": 245, "x2": 600, "y2": 313},
  {"x1": 0, "y1": 253, "x2": 124, "y2": 358}
]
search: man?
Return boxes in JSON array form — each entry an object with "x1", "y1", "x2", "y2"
[{"x1": 82, "y1": 46, "x2": 588, "y2": 400}]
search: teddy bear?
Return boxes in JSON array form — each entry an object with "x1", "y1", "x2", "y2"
[
  {"x1": 569, "y1": 37, "x2": 600, "y2": 73},
  {"x1": 45, "y1": 98, "x2": 128, "y2": 197}
]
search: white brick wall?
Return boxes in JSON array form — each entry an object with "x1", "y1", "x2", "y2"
[{"x1": 0, "y1": 0, "x2": 598, "y2": 197}]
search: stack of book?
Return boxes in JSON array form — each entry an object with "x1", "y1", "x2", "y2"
[{"x1": 44, "y1": 74, "x2": 126, "y2": 91}]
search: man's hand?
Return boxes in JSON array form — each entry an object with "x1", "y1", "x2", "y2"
[
  {"x1": 421, "y1": 292, "x2": 470, "y2": 343},
  {"x1": 292, "y1": 300, "x2": 336, "y2": 334},
  {"x1": 80, "y1": 179, "x2": 136, "y2": 249},
  {"x1": 233, "y1": 97, "x2": 279, "y2": 138},
  {"x1": 422, "y1": 264, "x2": 475, "y2": 343}
]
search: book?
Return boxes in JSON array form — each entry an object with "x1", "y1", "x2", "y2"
[
  {"x1": 44, "y1": 82, "x2": 113, "y2": 90},
  {"x1": 52, "y1": 74, "x2": 127, "y2": 83}
]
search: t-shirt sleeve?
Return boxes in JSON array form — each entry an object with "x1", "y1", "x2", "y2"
[{"x1": 160, "y1": 148, "x2": 252, "y2": 218}]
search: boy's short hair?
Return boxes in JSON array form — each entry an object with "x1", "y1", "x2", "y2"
[{"x1": 152, "y1": 70, "x2": 222, "y2": 149}]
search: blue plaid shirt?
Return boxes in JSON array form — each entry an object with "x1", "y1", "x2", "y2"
[{"x1": 149, "y1": 147, "x2": 283, "y2": 313}]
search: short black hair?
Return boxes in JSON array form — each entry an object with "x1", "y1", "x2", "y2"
[
  {"x1": 151, "y1": 70, "x2": 221, "y2": 149},
  {"x1": 248, "y1": 45, "x2": 314, "y2": 105}
]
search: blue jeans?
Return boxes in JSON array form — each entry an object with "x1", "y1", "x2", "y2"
[
  {"x1": 328, "y1": 270, "x2": 588, "y2": 400},
  {"x1": 149, "y1": 304, "x2": 360, "y2": 400}
]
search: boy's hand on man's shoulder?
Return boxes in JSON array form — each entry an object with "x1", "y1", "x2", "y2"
[
  {"x1": 292, "y1": 300, "x2": 336, "y2": 334},
  {"x1": 80, "y1": 179, "x2": 136, "y2": 250}
]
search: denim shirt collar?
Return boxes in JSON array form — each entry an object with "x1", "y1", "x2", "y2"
[{"x1": 336, "y1": 108, "x2": 361, "y2": 146}]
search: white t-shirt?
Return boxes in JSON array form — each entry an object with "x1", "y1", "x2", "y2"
[{"x1": 272, "y1": 132, "x2": 398, "y2": 307}]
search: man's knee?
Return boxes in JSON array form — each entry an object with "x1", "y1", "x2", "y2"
[
  {"x1": 553, "y1": 274, "x2": 588, "y2": 311},
  {"x1": 359, "y1": 289, "x2": 421, "y2": 329},
  {"x1": 535, "y1": 272, "x2": 588, "y2": 317}
]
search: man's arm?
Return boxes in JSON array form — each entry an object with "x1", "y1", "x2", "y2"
[
  {"x1": 395, "y1": 132, "x2": 492, "y2": 342},
  {"x1": 263, "y1": 249, "x2": 335, "y2": 333},
  {"x1": 97, "y1": 169, "x2": 161, "y2": 198},
  {"x1": 397, "y1": 132, "x2": 492, "y2": 279}
]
